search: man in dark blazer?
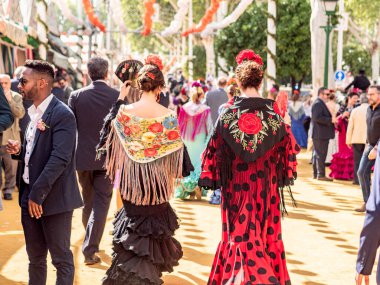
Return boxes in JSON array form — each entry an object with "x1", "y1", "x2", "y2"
[
  {"x1": 69, "y1": 56, "x2": 119, "y2": 265},
  {"x1": 355, "y1": 142, "x2": 380, "y2": 285},
  {"x1": 6, "y1": 60, "x2": 83, "y2": 285},
  {"x1": 311, "y1": 87, "x2": 335, "y2": 181}
]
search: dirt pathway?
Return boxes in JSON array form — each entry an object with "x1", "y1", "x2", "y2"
[{"x1": 0, "y1": 151, "x2": 375, "y2": 284}]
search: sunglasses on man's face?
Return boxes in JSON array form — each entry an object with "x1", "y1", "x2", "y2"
[{"x1": 19, "y1": 78, "x2": 28, "y2": 86}]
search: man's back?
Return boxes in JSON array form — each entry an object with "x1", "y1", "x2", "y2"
[
  {"x1": 69, "y1": 81, "x2": 119, "y2": 170},
  {"x1": 205, "y1": 87, "x2": 228, "y2": 124}
]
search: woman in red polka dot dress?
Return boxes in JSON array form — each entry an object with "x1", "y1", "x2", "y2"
[{"x1": 198, "y1": 50, "x2": 300, "y2": 285}]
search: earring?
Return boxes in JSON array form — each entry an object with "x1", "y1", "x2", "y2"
[{"x1": 156, "y1": 92, "x2": 161, "y2": 102}]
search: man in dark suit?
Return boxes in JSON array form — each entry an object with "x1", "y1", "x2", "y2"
[
  {"x1": 205, "y1": 77, "x2": 228, "y2": 124},
  {"x1": 6, "y1": 60, "x2": 83, "y2": 285},
  {"x1": 355, "y1": 142, "x2": 380, "y2": 285},
  {"x1": 311, "y1": 87, "x2": 335, "y2": 181},
  {"x1": 69, "y1": 56, "x2": 119, "y2": 265}
]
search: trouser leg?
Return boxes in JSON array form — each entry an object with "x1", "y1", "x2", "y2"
[
  {"x1": 313, "y1": 139, "x2": 329, "y2": 178},
  {"x1": 43, "y1": 211, "x2": 75, "y2": 285},
  {"x1": 353, "y1": 144, "x2": 365, "y2": 184},
  {"x1": 77, "y1": 171, "x2": 94, "y2": 228},
  {"x1": 357, "y1": 146, "x2": 375, "y2": 203},
  {"x1": 82, "y1": 170, "x2": 113, "y2": 258},
  {"x1": 2, "y1": 152, "x2": 17, "y2": 194},
  {"x1": 21, "y1": 207, "x2": 48, "y2": 285}
]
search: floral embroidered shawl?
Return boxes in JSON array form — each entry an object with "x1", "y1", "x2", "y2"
[
  {"x1": 104, "y1": 105, "x2": 184, "y2": 205},
  {"x1": 219, "y1": 97, "x2": 287, "y2": 162}
]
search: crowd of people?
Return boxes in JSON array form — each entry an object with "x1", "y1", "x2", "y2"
[{"x1": 0, "y1": 48, "x2": 379, "y2": 285}]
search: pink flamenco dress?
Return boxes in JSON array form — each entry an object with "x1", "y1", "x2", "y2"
[{"x1": 329, "y1": 116, "x2": 354, "y2": 180}]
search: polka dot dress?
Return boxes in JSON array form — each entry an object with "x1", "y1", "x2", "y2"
[{"x1": 200, "y1": 129, "x2": 298, "y2": 285}]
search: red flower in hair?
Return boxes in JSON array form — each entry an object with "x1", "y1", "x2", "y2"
[
  {"x1": 235, "y1": 49, "x2": 263, "y2": 66},
  {"x1": 145, "y1": 55, "x2": 164, "y2": 71},
  {"x1": 146, "y1": 72, "x2": 155, "y2": 80}
]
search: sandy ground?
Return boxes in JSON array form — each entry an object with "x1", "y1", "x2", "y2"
[{"x1": 0, "y1": 151, "x2": 376, "y2": 285}]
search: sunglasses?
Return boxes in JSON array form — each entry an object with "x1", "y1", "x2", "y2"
[{"x1": 19, "y1": 77, "x2": 45, "y2": 86}]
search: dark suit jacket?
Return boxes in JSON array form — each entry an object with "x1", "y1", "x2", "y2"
[
  {"x1": 0, "y1": 86, "x2": 13, "y2": 132},
  {"x1": 311, "y1": 98, "x2": 335, "y2": 140},
  {"x1": 69, "y1": 81, "x2": 119, "y2": 170},
  {"x1": 14, "y1": 96, "x2": 83, "y2": 216},
  {"x1": 356, "y1": 144, "x2": 380, "y2": 276}
]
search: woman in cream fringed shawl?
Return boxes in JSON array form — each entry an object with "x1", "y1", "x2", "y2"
[{"x1": 99, "y1": 55, "x2": 193, "y2": 285}]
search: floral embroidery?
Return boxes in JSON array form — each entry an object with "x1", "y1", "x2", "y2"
[
  {"x1": 36, "y1": 119, "x2": 49, "y2": 131},
  {"x1": 167, "y1": 130, "x2": 180, "y2": 140},
  {"x1": 238, "y1": 113, "x2": 262, "y2": 135},
  {"x1": 141, "y1": 132, "x2": 156, "y2": 143},
  {"x1": 221, "y1": 100, "x2": 283, "y2": 153},
  {"x1": 113, "y1": 106, "x2": 183, "y2": 162},
  {"x1": 162, "y1": 116, "x2": 178, "y2": 129},
  {"x1": 148, "y1": 122, "x2": 163, "y2": 133}
]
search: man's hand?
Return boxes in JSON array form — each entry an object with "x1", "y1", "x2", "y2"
[
  {"x1": 6, "y1": 139, "x2": 20, "y2": 155},
  {"x1": 28, "y1": 199, "x2": 43, "y2": 219},
  {"x1": 356, "y1": 273, "x2": 369, "y2": 285},
  {"x1": 368, "y1": 147, "x2": 377, "y2": 160}
]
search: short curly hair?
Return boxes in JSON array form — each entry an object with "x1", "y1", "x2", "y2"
[
  {"x1": 137, "y1": 64, "x2": 165, "y2": 92},
  {"x1": 235, "y1": 61, "x2": 263, "y2": 90}
]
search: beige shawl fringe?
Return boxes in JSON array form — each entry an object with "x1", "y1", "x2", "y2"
[{"x1": 105, "y1": 126, "x2": 183, "y2": 206}]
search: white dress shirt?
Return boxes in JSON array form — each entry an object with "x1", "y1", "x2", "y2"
[{"x1": 23, "y1": 94, "x2": 54, "y2": 184}]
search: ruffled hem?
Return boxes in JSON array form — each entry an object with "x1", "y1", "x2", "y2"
[
  {"x1": 113, "y1": 203, "x2": 180, "y2": 237},
  {"x1": 329, "y1": 152, "x2": 354, "y2": 180},
  {"x1": 103, "y1": 205, "x2": 183, "y2": 285},
  {"x1": 208, "y1": 240, "x2": 291, "y2": 285}
]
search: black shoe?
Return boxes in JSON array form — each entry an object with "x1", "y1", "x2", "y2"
[
  {"x1": 3, "y1": 193, "x2": 12, "y2": 200},
  {"x1": 84, "y1": 254, "x2": 101, "y2": 265}
]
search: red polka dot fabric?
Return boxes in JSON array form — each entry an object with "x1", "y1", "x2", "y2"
[{"x1": 199, "y1": 127, "x2": 299, "y2": 285}]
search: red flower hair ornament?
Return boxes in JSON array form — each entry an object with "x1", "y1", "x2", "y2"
[
  {"x1": 146, "y1": 72, "x2": 155, "y2": 80},
  {"x1": 145, "y1": 55, "x2": 164, "y2": 71},
  {"x1": 235, "y1": 49, "x2": 263, "y2": 66}
]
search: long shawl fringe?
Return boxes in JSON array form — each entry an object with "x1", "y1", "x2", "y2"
[{"x1": 104, "y1": 126, "x2": 183, "y2": 205}]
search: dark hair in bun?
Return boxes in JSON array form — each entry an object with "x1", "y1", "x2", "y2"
[
  {"x1": 137, "y1": 55, "x2": 165, "y2": 92},
  {"x1": 235, "y1": 61, "x2": 263, "y2": 90},
  {"x1": 137, "y1": 65, "x2": 165, "y2": 92}
]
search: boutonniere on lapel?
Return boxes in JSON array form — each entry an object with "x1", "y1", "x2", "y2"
[{"x1": 36, "y1": 119, "x2": 50, "y2": 132}]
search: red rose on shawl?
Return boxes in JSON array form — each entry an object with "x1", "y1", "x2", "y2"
[
  {"x1": 167, "y1": 130, "x2": 180, "y2": 140},
  {"x1": 144, "y1": 148, "x2": 158, "y2": 157},
  {"x1": 124, "y1": 126, "x2": 131, "y2": 136},
  {"x1": 238, "y1": 113, "x2": 262, "y2": 135},
  {"x1": 152, "y1": 144, "x2": 161, "y2": 149},
  {"x1": 148, "y1": 122, "x2": 164, "y2": 133},
  {"x1": 119, "y1": 114, "x2": 131, "y2": 124},
  {"x1": 273, "y1": 102, "x2": 281, "y2": 116}
]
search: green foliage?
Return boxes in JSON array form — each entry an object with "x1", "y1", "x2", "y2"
[
  {"x1": 215, "y1": 0, "x2": 312, "y2": 88},
  {"x1": 214, "y1": 4, "x2": 267, "y2": 72},
  {"x1": 276, "y1": 0, "x2": 312, "y2": 86},
  {"x1": 183, "y1": 44, "x2": 206, "y2": 79},
  {"x1": 342, "y1": 39, "x2": 371, "y2": 76},
  {"x1": 345, "y1": 0, "x2": 380, "y2": 33}
]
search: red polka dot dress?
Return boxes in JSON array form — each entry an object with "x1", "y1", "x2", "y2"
[{"x1": 199, "y1": 97, "x2": 300, "y2": 285}]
